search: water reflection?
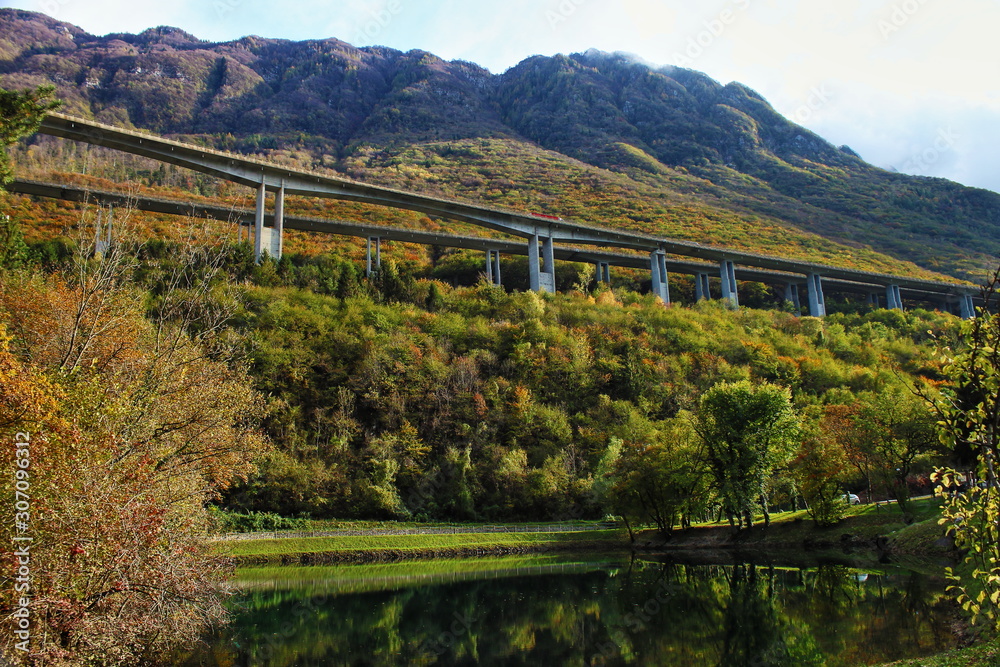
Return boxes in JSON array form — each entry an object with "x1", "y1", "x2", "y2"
[{"x1": 178, "y1": 555, "x2": 955, "y2": 666}]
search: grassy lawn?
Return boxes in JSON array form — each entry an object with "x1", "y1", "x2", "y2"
[
  {"x1": 692, "y1": 495, "x2": 943, "y2": 530},
  {"x1": 216, "y1": 497, "x2": 946, "y2": 559},
  {"x1": 298, "y1": 518, "x2": 611, "y2": 532},
  {"x1": 216, "y1": 528, "x2": 625, "y2": 558},
  {"x1": 878, "y1": 638, "x2": 1000, "y2": 666},
  {"x1": 232, "y1": 553, "x2": 625, "y2": 595}
]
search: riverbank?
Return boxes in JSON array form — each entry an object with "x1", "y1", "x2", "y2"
[
  {"x1": 213, "y1": 499, "x2": 1000, "y2": 666},
  {"x1": 216, "y1": 528, "x2": 628, "y2": 565},
  {"x1": 632, "y1": 496, "x2": 952, "y2": 560},
  {"x1": 215, "y1": 496, "x2": 951, "y2": 565},
  {"x1": 880, "y1": 638, "x2": 1000, "y2": 666}
]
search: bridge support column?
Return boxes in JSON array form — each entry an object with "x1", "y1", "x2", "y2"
[
  {"x1": 595, "y1": 262, "x2": 611, "y2": 285},
  {"x1": 485, "y1": 250, "x2": 502, "y2": 286},
  {"x1": 886, "y1": 284, "x2": 903, "y2": 311},
  {"x1": 541, "y1": 236, "x2": 555, "y2": 292},
  {"x1": 528, "y1": 234, "x2": 540, "y2": 292},
  {"x1": 105, "y1": 207, "x2": 113, "y2": 250},
  {"x1": 270, "y1": 181, "x2": 284, "y2": 260},
  {"x1": 960, "y1": 293, "x2": 976, "y2": 319},
  {"x1": 695, "y1": 273, "x2": 711, "y2": 302},
  {"x1": 529, "y1": 235, "x2": 555, "y2": 293},
  {"x1": 254, "y1": 180, "x2": 266, "y2": 263},
  {"x1": 868, "y1": 292, "x2": 881, "y2": 308},
  {"x1": 94, "y1": 208, "x2": 114, "y2": 256},
  {"x1": 367, "y1": 237, "x2": 381, "y2": 277},
  {"x1": 93, "y1": 209, "x2": 104, "y2": 256},
  {"x1": 784, "y1": 283, "x2": 801, "y2": 315},
  {"x1": 807, "y1": 274, "x2": 826, "y2": 317},
  {"x1": 720, "y1": 260, "x2": 739, "y2": 308},
  {"x1": 650, "y1": 251, "x2": 670, "y2": 304}
]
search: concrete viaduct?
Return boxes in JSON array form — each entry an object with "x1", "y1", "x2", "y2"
[{"x1": 25, "y1": 112, "x2": 978, "y2": 318}]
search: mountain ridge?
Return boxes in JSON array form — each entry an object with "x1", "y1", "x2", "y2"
[{"x1": 2, "y1": 8, "x2": 998, "y2": 282}]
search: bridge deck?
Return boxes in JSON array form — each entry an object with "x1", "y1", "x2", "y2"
[
  {"x1": 8, "y1": 178, "x2": 971, "y2": 304},
  {"x1": 32, "y1": 112, "x2": 974, "y2": 300}
]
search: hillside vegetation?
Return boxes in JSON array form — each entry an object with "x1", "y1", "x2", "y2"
[
  {"x1": 200, "y1": 250, "x2": 959, "y2": 524},
  {"x1": 1, "y1": 8, "x2": 998, "y2": 281}
]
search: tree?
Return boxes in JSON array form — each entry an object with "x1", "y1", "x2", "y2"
[
  {"x1": 839, "y1": 388, "x2": 938, "y2": 511},
  {"x1": 0, "y1": 85, "x2": 61, "y2": 184},
  {"x1": 0, "y1": 209, "x2": 268, "y2": 663},
  {"x1": 696, "y1": 380, "x2": 800, "y2": 529},
  {"x1": 928, "y1": 268, "x2": 1000, "y2": 631},
  {"x1": 598, "y1": 428, "x2": 706, "y2": 539},
  {"x1": 793, "y1": 407, "x2": 852, "y2": 527}
]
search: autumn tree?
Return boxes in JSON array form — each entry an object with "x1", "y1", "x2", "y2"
[
  {"x1": 0, "y1": 207, "x2": 268, "y2": 664},
  {"x1": 792, "y1": 407, "x2": 852, "y2": 526},
  {"x1": 696, "y1": 380, "x2": 800, "y2": 529},
  {"x1": 596, "y1": 415, "x2": 709, "y2": 539},
  {"x1": 928, "y1": 268, "x2": 1000, "y2": 632},
  {"x1": 833, "y1": 388, "x2": 938, "y2": 511}
]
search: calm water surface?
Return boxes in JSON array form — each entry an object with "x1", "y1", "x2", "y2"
[{"x1": 179, "y1": 553, "x2": 956, "y2": 666}]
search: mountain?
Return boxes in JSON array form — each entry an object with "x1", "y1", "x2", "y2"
[{"x1": 2, "y1": 8, "x2": 998, "y2": 281}]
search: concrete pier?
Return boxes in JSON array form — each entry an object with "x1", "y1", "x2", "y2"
[
  {"x1": 529, "y1": 235, "x2": 555, "y2": 293},
  {"x1": 650, "y1": 251, "x2": 670, "y2": 303},
  {"x1": 94, "y1": 207, "x2": 114, "y2": 256},
  {"x1": 541, "y1": 236, "x2": 556, "y2": 293},
  {"x1": 254, "y1": 180, "x2": 266, "y2": 262},
  {"x1": 720, "y1": 260, "x2": 739, "y2": 307},
  {"x1": 367, "y1": 237, "x2": 382, "y2": 277},
  {"x1": 485, "y1": 250, "x2": 502, "y2": 286},
  {"x1": 528, "y1": 234, "x2": 540, "y2": 292},
  {"x1": 271, "y1": 181, "x2": 285, "y2": 260},
  {"x1": 886, "y1": 284, "x2": 903, "y2": 311},
  {"x1": 784, "y1": 283, "x2": 802, "y2": 315},
  {"x1": 807, "y1": 274, "x2": 826, "y2": 317},
  {"x1": 695, "y1": 273, "x2": 711, "y2": 302},
  {"x1": 960, "y1": 293, "x2": 976, "y2": 319},
  {"x1": 595, "y1": 261, "x2": 611, "y2": 285}
]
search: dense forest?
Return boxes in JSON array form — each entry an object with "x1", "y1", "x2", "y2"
[{"x1": 0, "y1": 208, "x2": 962, "y2": 530}]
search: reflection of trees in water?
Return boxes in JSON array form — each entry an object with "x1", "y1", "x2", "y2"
[
  {"x1": 178, "y1": 560, "x2": 955, "y2": 666},
  {"x1": 719, "y1": 564, "x2": 825, "y2": 667}
]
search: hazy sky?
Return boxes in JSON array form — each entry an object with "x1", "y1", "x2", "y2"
[{"x1": 5, "y1": 0, "x2": 998, "y2": 193}]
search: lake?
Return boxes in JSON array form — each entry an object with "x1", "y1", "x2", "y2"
[{"x1": 177, "y1": 552, "x2": 957, "y2": 666}]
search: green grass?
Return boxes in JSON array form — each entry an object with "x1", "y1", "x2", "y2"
[
  {"x1": 217, "y1": 497, "x2": 945, "y2": 560},
  {"x1": 694, "y1": 495, "x2": 942, "y2": 529},
  {"x1": 233, "y1": 553, "x2": 626, "y2": 594},
  {"x1": 216, "y1": 529, "x2": 625, "y2": 558},
  {"x1": 877, "y1": 638, "x2": 1000, "y2": 666},
  {"x1": 297, "y1": 518, "x2": 610, "y2": 532}
]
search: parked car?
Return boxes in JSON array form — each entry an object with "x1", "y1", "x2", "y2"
[{"x1": 842, "y1": 493, "x2": 861, "y2": 505}]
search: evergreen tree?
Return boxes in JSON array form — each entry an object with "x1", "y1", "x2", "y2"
[{"x1": 0, "y1": 85, "x2": 61, "y2": 184}]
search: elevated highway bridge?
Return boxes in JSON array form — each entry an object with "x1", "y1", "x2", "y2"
[{"x1": 22, "y1": 113, "x2": 978, "y2": 318}]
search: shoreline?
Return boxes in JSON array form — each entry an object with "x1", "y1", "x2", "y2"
[
  {"x1": 220, "y1": 499, "x2": 957, "y2": 566},
  {"x1": 217, "y1": 505, "x2": 1000, "y2": 667},
  {"x1": 229, "y1": 539, "x2": 626, "y2": 566}
]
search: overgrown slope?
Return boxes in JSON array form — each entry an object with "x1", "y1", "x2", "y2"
[{"x1": 2, "y1": 8, "x2": 998, "y2": 280}]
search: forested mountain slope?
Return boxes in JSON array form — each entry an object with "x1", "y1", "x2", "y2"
[{"x1": 1, "y1": 8, "x2": 998, "y2": 280}]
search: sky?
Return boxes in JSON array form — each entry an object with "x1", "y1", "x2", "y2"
[{"x1": 4, "y1": 0, "x2": 999, "y2": 193}]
